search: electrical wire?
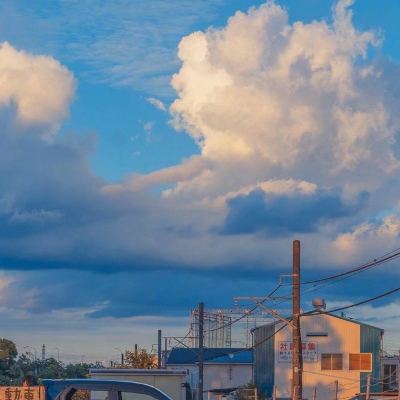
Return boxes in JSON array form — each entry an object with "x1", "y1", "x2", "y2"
[
  {"x1": 201, "y1": 283, "x2": 283, "y2": 335},
  {"x1": 302, "y1": 286, "x2": 400, "y2": 316},
  {"x1": 302, "y1": 247, "x2": 400, "y2": 285}
]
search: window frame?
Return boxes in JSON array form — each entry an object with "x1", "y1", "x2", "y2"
[
  {"x1": 321, "y1": 353, "x2": 343, "y2": 371},
  {"x1": 349, "y1": 353, "x2": 372, "y2": 372}
]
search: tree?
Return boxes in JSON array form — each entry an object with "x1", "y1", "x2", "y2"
[
  {"x1": 0, "y1": 339, "x2": 18, "y2": 365},
  {"x1": 0, "y1": 337, "x2": 104, "y2": 385},
  {"x1": 64, "y1": 363, "x2": 93, "y2": 378},
  {"x1": 37, "y1": 358, "x2": 66, "y2": 379},
  {"x1": 124, "y1": 349, "x2": 157, "y2": 369},
  {"x1": 0, "y1": 339, "x2": 21, "y2": 386}
]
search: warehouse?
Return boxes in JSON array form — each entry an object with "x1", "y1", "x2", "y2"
[{"x1": 253, "y1": 312, "x2": 383, "y2": 399}]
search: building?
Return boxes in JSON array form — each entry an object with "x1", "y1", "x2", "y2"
[
  {"x1": 89, "y1": 368, "x2": 188, "y2": 400},
  {"x1": 166, "y1": 348, "x2": 253, "y2": 400},
  {"x1": 253, "y1": 313, "x2": 383, "y2": 399},
  {"x1": 382, "y1": 355, "x2": 399, "y2": 392}
]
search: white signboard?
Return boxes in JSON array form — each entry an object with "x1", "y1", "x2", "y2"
[{"x1": 278, "y1": 341, "x2": 318, "y2": 363}]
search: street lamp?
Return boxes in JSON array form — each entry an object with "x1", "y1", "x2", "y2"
[{"x1": 54, "y1": 347, "x2": 61, "y2": 362}]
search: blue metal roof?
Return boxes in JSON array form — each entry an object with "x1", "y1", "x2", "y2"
[
  {"x1": 205, "y1": 350, "x2": 253, "y2": 364},
  {"x1": 167, "y1": 348, "x2": 252, "y2": 365},
  {"x1": 42, "y1": 379, "x2": 172, "y2": 400}
]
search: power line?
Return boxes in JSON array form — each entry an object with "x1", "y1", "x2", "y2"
[
  {"x1": 302, "y1": 286, "x2": 400, "y2": 316},
  {"x1": 248, "y1": 246, "x2": 400, "y2": 313},
  {"x1": 200, "y1": 283, "x2": 283, "y2": 335},
  {"x1": 302, "y1": 247, "x2": 400, "y2": 285}
]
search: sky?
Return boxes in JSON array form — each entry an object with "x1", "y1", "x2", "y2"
[{"x1": 0, "y1": 0, "x2": 400, "y2": 363}]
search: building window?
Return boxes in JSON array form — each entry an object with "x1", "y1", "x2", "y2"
[
  {"x1": 383, "y1": 364, "x2": 398, "y2": 392},
  {"x1": 349, "y1": 353, "x2": 372, "y2": 371},
  {"x1": 321, "y1": 353, "x2": 343, "y2": 370}
]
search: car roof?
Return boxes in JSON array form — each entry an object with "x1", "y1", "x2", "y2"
[{"x1": 42, "y1": 379, "x2": 172, "y2": 400}]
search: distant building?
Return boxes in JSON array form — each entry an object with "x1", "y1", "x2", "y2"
[
  {"x1": 253, "y1": 313, "x2": 383, "y2": 399},
  {"x1": 167, "y1": 348, "x2": 253, "y2": 400}
]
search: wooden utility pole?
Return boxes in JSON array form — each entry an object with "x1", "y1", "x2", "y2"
[
  {"x1": 198, "y1": 302, "x2": 204, "y2": 400},
  {"x1": 158, "y1": 329, "x2": 162, "y2": 369},
  {"x1": 292, "y1": 240, "x2": 303, "y2": 400}
]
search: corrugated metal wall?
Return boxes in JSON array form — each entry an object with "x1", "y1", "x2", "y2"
[
  {"x1": 360, "y1": 324, "x2": 383, "y2": 393},
  {"x1": 253, "y1": 323, "x2": 276, "y2": 397}
]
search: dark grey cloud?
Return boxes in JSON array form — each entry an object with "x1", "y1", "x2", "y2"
[
  {"x1": 3, "y1": 258, "x2": 398, "y2": 319},
  {"x1": 2, "y1": 268, "x2": 285, "y2": 318},
  {"x1": 221, "y1": 189, "x2": 369, "y2": 236},
  {"x1": 0, "y1": 121, "x2": 195, "y2": 272},
  {"x1": 0, "y1": 125, "x2": 393, "y2": 320}
]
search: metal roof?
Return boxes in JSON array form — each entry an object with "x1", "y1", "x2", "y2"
[
  {"x1": 204, "y1": 351, "x2": 253, "y2": 364},
  {"x1": 166, "y1": 348, "x2": 252, "y2": 365}
]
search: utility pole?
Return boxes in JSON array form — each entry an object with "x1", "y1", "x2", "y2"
[
  {"x1": 164, "y1": 337, "x2": 168, "y2": 368},
  {"x1": 292, "y1": 240, "x2": 303, "y2": 400},
  {"x1": 158, "y1": 329, "x2": 162, "y2": 369},
  {"x1": 121, "y1": 353, "x2": 124, "y2": 366},
  {"x1": 366, "y1": 374, "x2": 371, "y2": 400},
  {"x1": 197, "y1": 302, "x2": 204, "y2": 400}
]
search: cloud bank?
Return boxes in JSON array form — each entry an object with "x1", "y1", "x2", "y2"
[{"x1": 1, "y1": 1, "x2": 400, "y2": 327}]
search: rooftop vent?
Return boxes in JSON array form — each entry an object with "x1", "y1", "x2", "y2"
[{"x1": 312, "y1": 298, "x2": 326, "y2": 310}]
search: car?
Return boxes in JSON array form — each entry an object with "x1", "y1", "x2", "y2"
[{"x1": 42, "y1": 379, "x2": 173, "y2": 400}]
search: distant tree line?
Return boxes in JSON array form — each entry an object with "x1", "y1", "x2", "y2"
[{"x1": 0, "y1": 338, "x2": 103, "y2": 386}]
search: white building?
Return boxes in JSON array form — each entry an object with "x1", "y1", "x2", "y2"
[
  {"x1": 89, "y1": 368, "x2": 188, "y2": 400},
  {"x1": 253, "y1": 313, "x2": 383, "y2": 400},
  {"x1": 166, "y1": 348, "x2": 253, "y2": 400}
]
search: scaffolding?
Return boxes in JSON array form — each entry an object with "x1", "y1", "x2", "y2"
[{"x1": 190, "y1": 309, "x2": 232, "y2": 348}]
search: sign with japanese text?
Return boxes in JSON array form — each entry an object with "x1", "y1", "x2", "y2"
[
  {"x1": 0, "y1": 387, "x2": 44, "y2": 400},
  {"x1": 277, "y1": 341, "x2": 318, "y2": 362}
]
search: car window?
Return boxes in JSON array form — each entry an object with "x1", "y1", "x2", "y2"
[
  {"x1": 91, "y1": 391, "x2": 110, "y2": 400},
  {"x1": 120, "y1": 391, "x2": 158, "y2": 400}
]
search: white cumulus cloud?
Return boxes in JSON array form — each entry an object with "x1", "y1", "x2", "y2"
[
  {"x1": 0, "y1": 42, "x2": 76, "y2": 133},
  {"x1": 142, "y1": 0, "x2": 399, "y2": 205}
]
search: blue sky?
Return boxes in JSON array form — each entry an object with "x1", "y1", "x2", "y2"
[{"x1": 0, "y1": 0, "x2": 400, "y2": 362}]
